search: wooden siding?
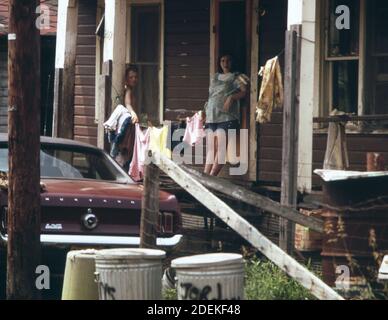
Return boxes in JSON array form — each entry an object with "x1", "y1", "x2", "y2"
[
  {"x1": 164, "y1": 0, "x2": 210, "y2": 120},
  {"x1": 74, "y1": 0, "x2": 97, "y2": 146},
  {"x1": 257, "y1": 0, "x2": 287, "y2": 184},
  {"x1": 0, "y1": 39, "x2": 6, "y2": 133}
]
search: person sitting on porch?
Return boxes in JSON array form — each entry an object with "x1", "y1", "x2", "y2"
[{"x1": 204, "y1": 53, "x2": 247, "y2": 176}]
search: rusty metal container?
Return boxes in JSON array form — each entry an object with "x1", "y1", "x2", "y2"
[
  {"x1": 315, "y1": 170, "x2": 388, "y2": 288},
  {"x1": 294, "y1": 209, "x2": 323, "y2": 252}
]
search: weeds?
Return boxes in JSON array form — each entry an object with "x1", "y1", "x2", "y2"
[{"x1": 244, "y1": 258, "x2": 316, "y2": 300}]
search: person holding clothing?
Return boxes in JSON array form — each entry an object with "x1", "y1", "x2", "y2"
[
  {"x1": 104, "y1": 65, "x2": 141, "y2": 170},
  {"x1": 204, "y1": 54, "x2": 247, "y2": 176}
]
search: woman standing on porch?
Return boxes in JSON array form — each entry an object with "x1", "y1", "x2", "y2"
[{"x1": 204, "y1": 54, "x2": 247, "y2": 176}]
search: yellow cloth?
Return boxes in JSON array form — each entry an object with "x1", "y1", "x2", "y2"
[
  {"x1": 149, "y1": 126, "x2": 172, "y2": 159},
  {"x1": 256, "y1": 56, "x2": 284, "y2": 124}
]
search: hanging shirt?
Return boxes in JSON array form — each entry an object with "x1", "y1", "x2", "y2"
[
  {"x1": 128, "y1": 124, "x2": 151, "y2": 181},
  {"x1": 149, "y1": 126, "x2": 172, "y2": 159},
  {"x1": 256, "y1": 56, "x2": 284, "y2": 124},
  {"x1": 205, "y1": 72, "x2": 242, "y2": 124},
  {"x1": 183, "y1": 112, "x2": 206, "y2": 146}
]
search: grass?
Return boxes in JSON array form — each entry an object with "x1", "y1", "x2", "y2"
[
  {"x1": 163, "y1": 288, "x2": 178, "y2": 300},
  {"x1": 244, "y1": 258, "x2": 316, "y2": 300}
]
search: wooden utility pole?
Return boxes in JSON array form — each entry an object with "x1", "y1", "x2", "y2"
[
  {"x1": 140, "y1": 151, "x2": 160, "y2": 248},
  {"x1": 280, "y1": 25, "x2": 301, "y2": 254},
  {"x1": 7, "y1": 0, "x2": 41, "y2": 300}
]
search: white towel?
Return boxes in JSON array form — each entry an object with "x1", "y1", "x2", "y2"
[{"x1": 103, "y1": 105, "x2": 130, "y2": 132}]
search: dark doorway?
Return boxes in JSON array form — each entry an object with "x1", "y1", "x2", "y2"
[{"x1": 219, "y1": 0, "x2": 247, "y2": 74}]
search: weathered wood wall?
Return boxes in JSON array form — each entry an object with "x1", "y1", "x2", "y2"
[
  {"x1": 164, "y1": 0, "x2": 210, "y2": 120},
  {"x1": 256, "y1": 0, "x2": 287, "y2": 184},
  {"x1": 73, "y1": 0, "x2": 97, "y2": 146}
]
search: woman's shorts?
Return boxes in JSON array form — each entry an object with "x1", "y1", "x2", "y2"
[{"x1": 205, "y1": 120, "x2": 239, "y2": 133}]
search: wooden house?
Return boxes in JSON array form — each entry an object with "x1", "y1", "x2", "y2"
[{"x1": 54, "y1": 0, "x2": 388, "y2": 197}]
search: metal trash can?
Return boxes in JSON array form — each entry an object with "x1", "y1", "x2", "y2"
[
  {"x1": 94, "y1": 248, "x2": 166, "y2": 300},
  {"x1": 62, "y1": 249, "x2": 99, "y2": 300},
  {"x1": 171, "y1": 253, "x2": 245, "y2": 300}
]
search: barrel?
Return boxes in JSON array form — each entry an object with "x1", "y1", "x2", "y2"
[
  {"x1": 94, "y1": 248, "x2": 166, "y2": 300},
  {"x1": 61, "y1": 249, "x2": 99, "y2": 300},
  {"x1": 171, "y1": 253, "x2": 244, "y2": 300}
]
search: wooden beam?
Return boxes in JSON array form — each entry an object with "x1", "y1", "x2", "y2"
[
  {"x1": 153, "y1": 152, "x2": 343, "y2": 300},
  {"x1": 248, "y1": 0, "x2": 259, "y2": 182},
  {"x1": 140, "y1": 155, "x2": 160, "y2": 249},
  {"x1": 7, "y1": 0, "x2": 41, "y2": 300},
  {"x1": 181, "y1": 165, "x2": 323, "y2": 233},
  {"x1": 103, "y1": 0, "x2": 127, "y2": 108},
  {"x1": 53, "y1": 0, "x2": 78, "y2": 139},
  {"x1": 97, "y1": 61, "x2": 112, "y2": 150},
  {"x1": 280, "y1": 26, "x2": 301, "y2": 253}
]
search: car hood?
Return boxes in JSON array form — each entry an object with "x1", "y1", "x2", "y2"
[{"x1": 40, "y1": 179, "x2": 178, "y2": 208}]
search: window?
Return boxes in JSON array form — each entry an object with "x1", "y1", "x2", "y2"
[
  {"x1": 322, "y1": 0, "x2": 388, "y2": 122},
  {"x1": 365, "y1": 0, "x2": 388, "y2": 115},
  {"x1": 130, "y1": 5, "x2": 161, "y2": 124},
  {"x1": 324, "y1": 0, "x2": 361, "y2": 115},
  {"x1": 0, "y1": 145, "x2": 130, "y2": 183}
]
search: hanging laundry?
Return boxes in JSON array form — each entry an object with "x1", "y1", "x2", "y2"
[
  {"x1": 183, "y1": 112, "x2": 206, "y2": 146},
  {"x1": 149, "y1": 126, "x2": 172, "y2": 159},
  {"x1": 256, "y1": 56, "x2": 284, "y2": 124},
  {"x1": 128, "y1": 124, "x2": 151, "y2": 181},
  {"x1": 104, "y1": 104, "x2": 133, "y2": 158},
  {"x1": 115, "y1": 123, "x2": 136, "y2": 171},
  {"x1": 323, "y1": 110, "x2": 349, "y2": 170},
  {"x1": 103, "y1": 104, "x2": 131, "y2": 132}
]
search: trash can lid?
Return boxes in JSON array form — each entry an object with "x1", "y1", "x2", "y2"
[
  {"x1": 95, "y1": 248, "x2": 166, "y2": 260},
  {"x1": 171, "y1": 253, "x2": 243, "y2": 269},
  {"x1": 67, "y1": 249, "x2": 98, "y2": 260}
]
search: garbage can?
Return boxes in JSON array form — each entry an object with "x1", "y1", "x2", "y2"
[
  {"x1": 62, "y1": 249, "x2": 99, "y2": 300},
  {"x1": 95, "y1": 248, "x2": 166, "y2": 300},
  {"x1": 171, "y1": 253, "x2": 245, "y2": 300}
]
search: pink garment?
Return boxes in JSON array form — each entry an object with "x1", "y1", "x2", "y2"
[
  {"x1": 183, "y1": 113, "x2": 206, "y2": 146},
  {"x1": 128, "y1": 124, "x2": 151, "y2": 181}
]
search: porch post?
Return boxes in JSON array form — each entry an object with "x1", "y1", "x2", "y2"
[
  {"x1": 53, "y1": 0, "x2": 79, "y2": 139},
  {"x1": 103, "y1": 0, "x2": 127, "y2": 110},
  {"x1": 287, "y1": 0, "x2": 318, "y2": 193},
  {"x1": 297, "y1": 0, "x2": 317, "y2": 193},
  {"x1": 97, "y1": 0, "x2": 127, "y2": 149}
]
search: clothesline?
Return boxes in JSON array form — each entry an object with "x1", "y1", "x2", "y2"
[{"x1": 129, "y1": 112, "x2": 205, "y2": 181}]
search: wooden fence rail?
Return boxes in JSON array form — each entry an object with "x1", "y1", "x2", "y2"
[{"x1": 151, "y1": 152, "x2": 343, "y2": 300}]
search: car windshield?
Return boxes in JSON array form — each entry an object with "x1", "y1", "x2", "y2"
[{"x1": 0, "y1": 144, "x2": 132, "y2": 183}]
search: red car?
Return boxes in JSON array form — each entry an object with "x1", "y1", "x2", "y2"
[{"x1": 0, "y1": 134, "x2": 182, "y2": 250}]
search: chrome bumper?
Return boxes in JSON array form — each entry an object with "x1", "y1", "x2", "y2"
[{"x1": 1, "y1": 234, "x2": 183, "y2": 248}]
